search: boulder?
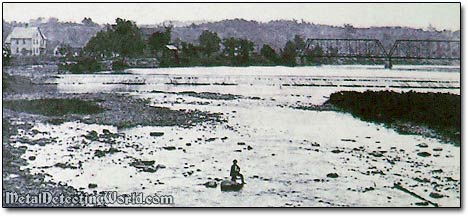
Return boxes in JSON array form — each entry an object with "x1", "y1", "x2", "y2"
[
  {"x1": 417, "y1": 152, "x2": 431, "y2": 157},
  {"x1": 204, "y1": 181, "x2": 217, "y2": 188},
  {"x1": 417, "y1": 143, "x2": 429, "y2": 148},
  {"x1": 163, "y1": 146, "x2": 176, "y2": 151},
  {"x1": 150, "y1": 132, "x2": 164, "y2": 137},
  {"x1": 220, "y1": 180, "x2": 243, "y2": 191}
]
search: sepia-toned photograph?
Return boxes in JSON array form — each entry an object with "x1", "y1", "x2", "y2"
[{"x1": 1, "y1": 1, "x2": 461, "y2": 207}]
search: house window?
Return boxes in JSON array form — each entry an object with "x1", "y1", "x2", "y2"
[
  {"x1": 23, "y1": 39, "x2": 25, "y2": 44},
  {"x1": 16, "y1": 39, "x2": 18, "y2": 45},
  {"x1": 16, "y1": 47, "x2": 19, "y2": 53}
]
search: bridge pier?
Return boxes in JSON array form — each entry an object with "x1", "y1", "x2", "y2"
[{"x1": 384, "y1": 57, "x2": 393, "y2": 69}]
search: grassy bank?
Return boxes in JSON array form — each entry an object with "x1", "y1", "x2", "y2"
[
  {"x1": 4, "y1": 99, "x2": 103, "y2": 116},
  {"x1": 326, "y1": 91, "x2": 460, "y2": 146}
]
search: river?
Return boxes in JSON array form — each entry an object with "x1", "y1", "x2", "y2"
[{"x1": 11, "y1": 65, "x2": 460, "y2": 207}]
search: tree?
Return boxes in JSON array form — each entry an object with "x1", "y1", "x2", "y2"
[
  {"x1": 82, "y1": 17, "x2": 97, "y2": 26},
  {"x1": 180, "y1": 42, "x2": 201, "y2": 61},
  {"x1": 147, "y1": 26, "x2": 172, "y2": 56},
  {"x1": 260, "y1": 44, "x2": 279, "y2": 64},
  {"x1": 222, "y1": 37, "x2": 254, "y2": 65},
  {"x1": 85, "y1": 18, "x2": 145, "y2": 58},
  {"x1": 280, "y1": 40, "x2": 298, "y2": 66},
  {"x1": 57, "y1": 43, "x2": 72, "y2": 57},
  {"x1": 199, "y1": 30, "x2": 221, "y2": 57},
  {"x1": 293, "y1": 35, "x2": 306, "y2": 54},
  {"x1": 304, "y1": 45, "x2": 324, "y2": 64},
  {"x1": 2, "y1": 46, "x2": 11, "y2": 66},
  {"x1": 344, "y1": 24, "x2": 356, "y2": 38}
]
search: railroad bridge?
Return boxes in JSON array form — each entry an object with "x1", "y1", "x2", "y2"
[{"x1": 303, "y1": 39, "x2": 460, "y2": 69}]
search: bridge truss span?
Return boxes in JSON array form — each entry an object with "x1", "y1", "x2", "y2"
[{"x1": 303, "y1": 38, "x2": 460, "y2": 68}]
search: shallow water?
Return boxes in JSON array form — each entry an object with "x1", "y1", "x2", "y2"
[{"x1": 11, "y1": 65, "x2": 460, "y2": 207}]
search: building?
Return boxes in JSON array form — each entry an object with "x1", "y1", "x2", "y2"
[
  {"x1": 165, "y1": 44, "x2": 179, "y2": 64},
  {"x1": 53, "y1": 44, "x2": 82, "y2": 57},
  {"x1": 5, "y1": 26, "x2": 47, "y2": 56}
]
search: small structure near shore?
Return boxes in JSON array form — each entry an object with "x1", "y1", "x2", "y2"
[{"x1": 165, "y1": 44, "x2": 179, "y2": 64}]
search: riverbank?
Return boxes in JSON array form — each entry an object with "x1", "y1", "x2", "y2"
[{"x1": 325, "y1": 90, "x2": 461, "y2": 146}]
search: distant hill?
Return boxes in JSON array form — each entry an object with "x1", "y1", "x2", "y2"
[
  {"x1": 3, "y1": 18, "x2": 460, "y2": 53},
  {"x1": 167, "y1": 19, "x2": 460, "y2": 51}
]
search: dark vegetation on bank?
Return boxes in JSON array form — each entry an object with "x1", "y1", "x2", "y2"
[
  {"x1": 3, "y1": 95, "x2": 223, "y2": 129},
  {"x1": 4, "y1": 99, "x2": 103, "y2": 116},
  {"x1": 326, "y1": 91, "x2": 461, "y2": 146}
]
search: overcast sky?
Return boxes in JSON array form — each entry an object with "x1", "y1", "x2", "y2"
[{"x1": 2, "y1": 3, "x2": 460, "y2": 30}]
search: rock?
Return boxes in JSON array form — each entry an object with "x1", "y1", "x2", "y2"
[
  {"x1": 331, "y1": 149, "x2": 343, "y2": 154},
  {"x1": 186, "y1": 143, "x2": 191, "y2": 146},
  {"x1": 429, "y1": 192, "x2": 444, "y2": 199},
  {"x1": 204, "y1": 181, "x2": 217, "y2": 188},
  {"x1": 28, "y1": 156, "x2": 36, "y2": 161},
  {"x1": 416, "y1": 143, "x2": 428, "y2": 148},
  {"x1": 247, "y1": 146, "x2": 253, "y2": 150},
  {"x1": 103, "y1": 129, "x2": 111, "y2": 134},
  {"x1": 83, "y1": 130, "x2": 99, "y2": 141},
  {"x1": 88, "y1": 183, "x2": 98, "y2": 189},
  {"x1": 130, "y1": 159, "x2": 161, "y2": 173},
  {"x1": 446, "y1": 177, "x2": 457, "y2": 182},
  {"x1": 94, "y1": 148, "x2": 121, "y2": 158},
  {"x1": 220, "y1": 180, "x2": 243, "y2": 191},
  {"x1": 326, "y1": 173, "x2": 339, "y2": 178},
  {"x1": 369, "y1": 151, "x2": 384, "y2": 157},
  {"x1": 150, "y1": 132, "x2": 164, "y2": 137},
  {"x1": 417, "y1": 152, "x2": 431, "y2": 157},
  {"x1": 237, "y1": 142, "x2": 246, "y2": 145},
  {"x1": 206, "y1": 138, "x2": 216, "y2": 142},
  {"x1": 415, "y1": 202, "x2": 429, "y2": 206},
  {"x1": 163, "y1": 146, "x2": 176, "y2": 151},
  {"x1": 341, "y1": 139, "x2": 356, "y2": 142},
  {"x1": 362, "y1": 187, "x2": 375, "y2": 193}
]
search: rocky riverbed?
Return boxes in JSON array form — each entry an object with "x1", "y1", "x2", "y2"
[{"x1": 2, "y1": 65, "x2": 460, "y2": 207}]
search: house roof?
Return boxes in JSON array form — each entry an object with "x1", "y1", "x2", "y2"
[
  {"x1": 165, "y1": 45, "x2": 178, "y2": 50},
  {"x1": 5, "y1": 27, "x2": 47, "y2": 43}
]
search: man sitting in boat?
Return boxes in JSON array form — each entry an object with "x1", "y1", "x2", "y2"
[{"x1": 230, "y1": 159, "x2": 245, "y2": 184}]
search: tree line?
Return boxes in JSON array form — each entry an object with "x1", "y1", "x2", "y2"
[{"x1": 63, "y1": 18, "x2": 339, "y2": 72}]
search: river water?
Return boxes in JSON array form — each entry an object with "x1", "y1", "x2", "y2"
[{"x1": 12, "y1": 65, "x2": 460, "y2": 207}]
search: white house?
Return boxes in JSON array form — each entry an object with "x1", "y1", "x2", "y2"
[{"x1": 5, "y1": 26, "x2": 47, "y2": 56}]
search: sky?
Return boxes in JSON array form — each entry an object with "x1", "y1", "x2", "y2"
[{"x1": 2, "y1": 2, "x2": 461, "y2": 31}]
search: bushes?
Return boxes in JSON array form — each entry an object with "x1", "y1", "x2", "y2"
[
  {"x1": 59, "y1": 56, "x2": 103, "y2": 74},
  {"x1": 111, "y1": 59, "x2": 128, "y2": 71},
  {"x1": 326, "y1": 91, "x2": 460, "y2": 144}
]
